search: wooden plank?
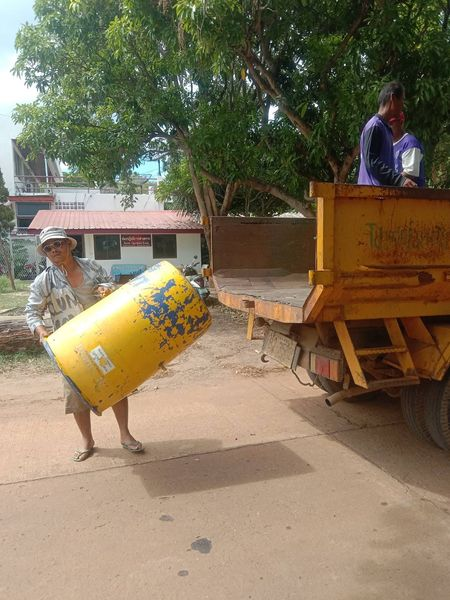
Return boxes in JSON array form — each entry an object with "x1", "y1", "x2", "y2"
[
  {"x1": 215, "y1": 288, "x2": 305, "y2": 323},
  {"x1": 213, "y1": 270, "x2": 311, "y2": 308},
  {"x1": 210, "y1": 216, "x2": 316, "y2": 273},
  {"x1": 246, "y1": 308, "x2": 256, "y2": 340}
]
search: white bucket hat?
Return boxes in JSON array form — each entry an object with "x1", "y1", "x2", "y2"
[{"x1": 37, "y1": 226, "x2": 77, "y2": 256}]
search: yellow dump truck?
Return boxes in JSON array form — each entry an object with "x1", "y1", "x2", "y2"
[{"x1": 211, "y1": 182, "x2": 450, "y2": 450}]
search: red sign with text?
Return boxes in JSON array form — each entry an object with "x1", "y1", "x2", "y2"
[{"x1": 121, "y1": 234, "x2": 152, "y2": 247}]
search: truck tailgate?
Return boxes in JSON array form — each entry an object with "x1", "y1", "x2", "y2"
[{"x1": 211, "y1": 217, "x2": 316, "y2": 322}]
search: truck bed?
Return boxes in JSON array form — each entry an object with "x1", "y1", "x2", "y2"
[
  {"x1": 213, "y1": 268, "x2": 311, "y2": 320},
  {"x1": 211, "y1": 184, "x2": 450, "y2": 324},
  {"x1": 214, "y1": 268, "x2": 310, "y2": 300},
  {"x1": 214, "y1": 269, "x2": 311, "y2": 309},
  {"x1": 211, "y1": 217, "x2": 316, "y2": 321}
]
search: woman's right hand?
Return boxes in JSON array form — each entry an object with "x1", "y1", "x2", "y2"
[{"x1": 35, "y1": 325, "x2": 49, "y2": 345}]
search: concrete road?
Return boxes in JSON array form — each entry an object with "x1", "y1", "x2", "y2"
[{"x1": 1, "y1": 363, "x2": 450, "y2": 599}]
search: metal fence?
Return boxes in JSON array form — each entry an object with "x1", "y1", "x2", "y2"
[
  {"x1": 0, "y1": 233, "x2": 45, "y2": 284},
  {"x1": 14, "y1": 175, "x2": 158, "y2": 195}
]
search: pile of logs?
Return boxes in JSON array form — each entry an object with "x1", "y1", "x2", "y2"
[{"x1": 0, "y1": 317, "x2": 50, "y2": 353}]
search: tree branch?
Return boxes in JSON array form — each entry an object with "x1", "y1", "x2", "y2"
[
  {"x1": 240, "y1": 177, "x2": 314, "y2": 216},
  {"x1": 199, "y1": 166, "x2": 313, "y2": 216},
  {"x1": 220, "y1": 181, "x2": 238, "y2": 215},
  {"x1": 320, "y1": 1, "x2": 372, "y2": 90},
  {"x1": 199, "y1": 167, "x2": 225, "y2": 185},
  {"x1": 443, "y1": 0, "x2": 450, "y2": 30},
  {"x1": 242, "y1": 49, "x2": 312, "y2": 138},
  {"x1": 206, "y1": 184, "x2": 219, "y2": 216},
  {"x1": 338, "y1": 145, "x2": 360, "y2": 182}
]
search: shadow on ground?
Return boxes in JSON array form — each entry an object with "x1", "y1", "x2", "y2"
[
  {"x1": 287, "y1": 391, "x2": 450, "y2": 504},
  {"x1": 134, "y1": 441, "x2": 313, "y2": 497}
]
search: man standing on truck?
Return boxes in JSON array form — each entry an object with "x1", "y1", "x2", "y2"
[
  {"x1": 389, "y1": 111, "x2": 426, "y2": 187},
  {"x1": 357, "y1": 81, "x2": 417, "y2": 187}
]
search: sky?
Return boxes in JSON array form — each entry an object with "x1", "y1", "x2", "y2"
[
  {"x1": 0, "y1": 1, "x2": 159, "y2": 178},
  {"x1": 0, "y1": 0, "x2": 37, "y2": 135}
]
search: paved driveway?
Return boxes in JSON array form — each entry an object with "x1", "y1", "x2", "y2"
[{"x1": 1, "y1": 307, "x2": 450, "y2": 599}]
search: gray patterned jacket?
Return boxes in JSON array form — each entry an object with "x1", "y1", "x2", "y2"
[{"x1": 25, "y1": 257, "x2": 114, "y2": 333}]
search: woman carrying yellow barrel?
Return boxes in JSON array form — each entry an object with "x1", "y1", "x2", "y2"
[{"x1": 25, "y1": 226, "x2": 143, "y2": 462}]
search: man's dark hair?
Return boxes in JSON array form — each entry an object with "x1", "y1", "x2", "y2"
[{"x1": 378, "y1": 81, "x2": 404, "y2": 107}]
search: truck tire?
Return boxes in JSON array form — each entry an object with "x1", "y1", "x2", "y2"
[
  {"x1": 317, "y1": 375, "x2": 342, "y2": 394},
  {"x1": 307, "y1": 371, "x2": 341, "y2": 393},
  {"x1": 400, "y1": 384, "x2": 433, "y2": 443},
  {"x1": 424, "y1": 375, "x2": 450, "y2": 450}
]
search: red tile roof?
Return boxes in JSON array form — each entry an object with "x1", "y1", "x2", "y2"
[{"x1": 28, "y1": 210, "x2": 203, "y2": 234}]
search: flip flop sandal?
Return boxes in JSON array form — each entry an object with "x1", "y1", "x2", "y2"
[
  {"x1": 121, "y1": 441, "x2": 144, "y2": 453},
  {"x1": 73, "y1": 447, "x2": 94, "y2": 462}
]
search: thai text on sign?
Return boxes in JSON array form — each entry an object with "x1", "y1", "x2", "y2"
[{"x1": 121, "y1": 234, "x2": 152, "y2": 247}]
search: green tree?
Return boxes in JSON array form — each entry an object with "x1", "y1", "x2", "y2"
[
  {"x1": 430, "y1": 132, "x2": 450, "y2": 188},
  {"x1": 12, "y1": 0, "x2": 450, "y2": 238},
  {"x1": 177, "y1": 0, "x2": 450, "y2": 183},
  {"x1": 13, "y1": 0, "x2": 314, "y2": 235},
  {"x1": 0, "y1": 169, "x2": 16, "y2": 290}
]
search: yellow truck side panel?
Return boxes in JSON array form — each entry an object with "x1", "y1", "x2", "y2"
[{"x1": 308, "y1": 182, "x2": 450, "y2": 322}]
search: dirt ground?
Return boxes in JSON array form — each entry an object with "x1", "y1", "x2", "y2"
[{"x1": 0, "y1": 303, "x2": 282, "y2": 381}]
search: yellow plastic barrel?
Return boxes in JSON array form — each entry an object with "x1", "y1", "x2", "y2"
[{"x1": 44, "y1": 261, "x2": 211, "y2": 414}]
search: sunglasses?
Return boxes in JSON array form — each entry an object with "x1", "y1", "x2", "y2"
[{"x1": 43, "y1": 240, "x2": 67, "y2": 254}]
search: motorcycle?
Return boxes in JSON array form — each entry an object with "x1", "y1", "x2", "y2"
[{"x1": 181, "y1": 257, "x2": 210, "y2": 302}]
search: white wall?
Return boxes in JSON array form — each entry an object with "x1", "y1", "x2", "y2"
[
  {"x1": 0, "y1": 122, "x2": 18, "y2": 194},
  {"x1": 175, "y1": 234, "x2": 202, "y2": 268},
  {"x1": 83, "y1": 233, "x2": 201, "y2": 275},
  {"x1": 54, "y1": 189, "x2": 162, "y2": 211}
]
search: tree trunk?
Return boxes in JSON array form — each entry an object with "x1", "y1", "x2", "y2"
[
  {"x1": 220, "y1": 182, "x2": 238, "y2": 215},
  {"x1": 0, "y1": 318, "x2": 43, "y2": 352},
  {"x1": 337, "y1": 145, "x2": 360, "y2": 182},
  {"x1": 184, "y1": 152, "x2": 213, "y2": 256},
  {"x1": 204, "y1": 184, "x2": 219, "y2": 216},
  {"x1": 0, "y1": 237, "x2": 16, "y2": 291}
]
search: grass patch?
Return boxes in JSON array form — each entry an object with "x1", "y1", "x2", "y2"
[
  {"x1": 0, "y1": 348, "x2": 53, "y2": 373},
  {"x1": 0, "y1": 276, "x2": 30, "y2": 312},
  {"x1": 0, "y1": 276, "x2": 30, "y2": 293}
]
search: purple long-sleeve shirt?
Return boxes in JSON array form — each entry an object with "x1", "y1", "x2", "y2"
[{"x1": 357, "y1": 114, "x2": 405, "y2": 186}]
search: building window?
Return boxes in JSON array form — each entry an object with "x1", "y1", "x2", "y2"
[
  {"x1": 94, "y1": 235, "x2": 121, "y2": 260},
  {"x1": 54, "y1": 201, "x2": 85, "y2": 210},
  {"x1": 153, "y1": 234, "x2": 177, "y2": 259},
  {"x1": 17, "y1": 217, "x2": 33, "y2": 228},
  {"x1": 16, "y1": 202, "x2": 51, "y2": 217}
]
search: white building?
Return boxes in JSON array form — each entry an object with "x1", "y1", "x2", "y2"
[
  {"x1": 4, "y1": 138, "x2": 204, "y2": 279},
  {"x1": 27, "y1": 208, "x2": 203, "y2": 280}
]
